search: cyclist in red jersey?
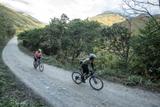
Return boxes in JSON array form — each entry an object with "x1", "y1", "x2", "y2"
[{"x1": 34, "y1": 49, "x2": 42, "y2": 62}]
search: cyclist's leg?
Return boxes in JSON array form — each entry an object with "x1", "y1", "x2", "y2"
[
  {"x1": 33, "y1": 56, "x2": 38, "y2": 69},
  {"x1": 81, "y1": 64, "x2": 89, "y2": 82},
  {"x1": 37, "y1": 57, "x2": 41, "y2": 65},
  {"x1": 34, "y1": 56, "x2": 37, "y2": 62}
]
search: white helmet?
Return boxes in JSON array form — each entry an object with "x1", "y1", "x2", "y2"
[
  {"x1": 89, "y1": 53, "x2": 96, "y2": 60},
  {"x1": 38, "y1": 49, "x2": 42, "y2": 52}
]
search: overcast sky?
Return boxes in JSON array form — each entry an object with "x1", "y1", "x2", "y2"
[{"x1": 0, "y1": 0, "x2": 159, "y2": 23}]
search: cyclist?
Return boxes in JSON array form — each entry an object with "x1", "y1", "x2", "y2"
[
  {"x1": 80, "y1": 53, "x2": 96, "y2": 82},
  {"x1": 34, "y1": 49, "x2": 42, "y2": 62}
]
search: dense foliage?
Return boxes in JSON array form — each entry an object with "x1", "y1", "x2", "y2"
[
  {"x1": 131, "y1": 19, "x2": 160, "y2": 79},
  {"x1": 18, "y1": 14, "x2": 160, "y2": 83},
  {"x1": 19, "y1": 15, "x2": 102, "y2": 63},
  {"x1": 101, "y1": 24, "x2": 131, "y2": 70}
]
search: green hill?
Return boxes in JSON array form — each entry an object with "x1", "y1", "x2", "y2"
[
  {"x1": 0, "y1": 4, "x2": 47, "y2": 107},
  {"x1": 0, "y1": 4, "x2": 44, "y2": 33},
  {"x1": 91, "y1": 11, "x2": 160, "y2": 35},
  {"x1": 120, "y1": 14, "x2": 160, "y2": 35},
  {"x1": 89, "y1": 11, "x2": 126, "y2": 26},
  {"x1": 89, "y1": 11, "x2": 145, "y2": 34}
]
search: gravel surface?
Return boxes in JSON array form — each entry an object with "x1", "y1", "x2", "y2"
[{"x1": 2, "y1": 37, "x2": 160, "y2": 107}]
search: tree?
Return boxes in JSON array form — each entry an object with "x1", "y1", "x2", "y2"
[
  {"x1": 18, "y1": 16, "x2": 101, "y2": 64},
  {"x1": 60, "y1": 13, "x2": 69, "y2": 23},
  {"x1": 42, "y1": 18, "x2": 64, "y2": 55},
  {"x1": 122, "y1": 0, "x2": 160, "y2": 29},
  {"x1": 132, "y1": 18, "x2": 160, "y2": 78},
  {"x1": 66, "y1": 19, "x2": 101, "y2": 61},
  {"x1": 18, "y1": 28, "x2": 44, "y2": 50},
  {"x1": 101, "y1": 24, "x2": 131, "y2": 70}
]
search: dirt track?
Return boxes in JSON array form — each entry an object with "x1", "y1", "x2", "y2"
[{"x1": 2, "y1": 37, "x2": 160, "y2": 107}]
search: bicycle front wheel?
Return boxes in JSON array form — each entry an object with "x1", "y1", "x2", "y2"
[
  {"x1": 89, "y1": 76, "x2": 103, "y2": 91},
  {"x1": 39, "y1": 63, "x2": 44, "y2": 72}
]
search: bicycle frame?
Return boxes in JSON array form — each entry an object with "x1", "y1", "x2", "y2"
[
  {"x1": 83, "y1": 70, "x2": 95, "y2": 80},
  {"x1": 36, "y1": 58, "x2": 41, "y2": 65}
]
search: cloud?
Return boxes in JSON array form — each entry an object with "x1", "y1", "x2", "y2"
[
  {"x1": 0, "y1": 0, "x2": 159, "y2": 23},
  {"x1": 121, "y1": 0, "x2": 160, "y2": 15},
  {"x1": 0, "y1": 0, "x2": 124, "y2": 23}
]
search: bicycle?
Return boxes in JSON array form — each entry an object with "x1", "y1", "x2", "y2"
[
  {"x1": 33, "y1": 58, "x2": 44, "y2": 72},
  {"x1": 72, "y1": 69, "x2": 104, "y2": 91}
]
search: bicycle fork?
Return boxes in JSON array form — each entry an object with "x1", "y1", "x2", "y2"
[{"x1": 91, "y1": 75, "x2": 98, "y2": 84}]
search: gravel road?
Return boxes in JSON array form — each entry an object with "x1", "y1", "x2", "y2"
[{"x1": 2, "y1": 37, "x2": 160, "y2": 107}]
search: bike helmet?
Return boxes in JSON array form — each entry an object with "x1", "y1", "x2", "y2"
[
  {"x1": 89, "y1": 53, "x2": 96, "y2": 60},
  {"x1": 38, "y1": 49, "x2": 42, "y2": 52}
]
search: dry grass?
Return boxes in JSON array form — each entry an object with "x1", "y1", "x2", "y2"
[{"x1": 89, "y1": 13, "x2": 125, "y2": 26}]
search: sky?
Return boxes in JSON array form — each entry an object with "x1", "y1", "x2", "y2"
[{"x1": 0, "y1": 0, "x2": 159, "y2": 23}]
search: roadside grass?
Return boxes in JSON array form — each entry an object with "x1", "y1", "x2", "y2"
[
  {"x1": 99, "y1": 69, "x2": 160, "y2": 91},
  {"x1": 18, "y1": 43, "x2": 160, "y2": 92},
  {"x1": 0, "y1": 41, "x2": 50, "y2": 107}
]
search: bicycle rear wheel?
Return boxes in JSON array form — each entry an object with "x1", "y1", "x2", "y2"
[
  {"x1": 89, "y1": 76, "x2": 103, "y2": 91},
  {"x1": 72, "y1": 72, "x2": 82, "y2": 84}
]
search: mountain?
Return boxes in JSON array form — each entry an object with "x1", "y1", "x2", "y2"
[
  {"x1": 89, "y1": 11, "x2": 126, "y2": 26},
  {"x1": 91, "y1": 11, "x2": 160, "y2": 34},
  {"x1": 0, "y1": 4, "x2": 44, "y2": 33},
  {"x1": 120, "y1": 14, "x2": 160, "y2": 34}
]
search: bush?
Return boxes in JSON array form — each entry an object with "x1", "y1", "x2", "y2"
[
  {"x1": 95, "y1": 49, "x2": 120, "y2": 70},
  {"x1": 125, "y1": 75, "x2": 144, "y2": 86},
  {"x1": 132, "y1": 18, "x2": 160, "y2": 78}
]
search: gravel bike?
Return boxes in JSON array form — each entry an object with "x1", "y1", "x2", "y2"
[
  {"x1": 33, "y1": 58, "x2": 44, "y2": 72},
  {"x1": 72, "y1": 69, "x2": 104, "y2": 91}
]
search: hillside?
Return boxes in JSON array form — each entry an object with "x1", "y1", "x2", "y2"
[
  {"x1": 90, "y1": 11, "x2": 160, "y2": 34},
  {"x1": 0, "y1": 4, "x2": 47, "y2": 107},
  {"x1": 0, "y1": 4, "x2": 44, "y2": 33},
  {"x1": 89, "y1": 12, "x2": 126, "y2": 26},
  {"x1": 120, "y1": 14, "x2": 160, "y2": 34}
]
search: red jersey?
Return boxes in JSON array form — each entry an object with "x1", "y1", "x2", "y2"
[{"x1": 34, "y1": 51, "x2": 42, "y2": 58}]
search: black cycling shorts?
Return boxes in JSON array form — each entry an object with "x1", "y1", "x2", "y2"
[{"x1": 82, "y1": 64, "x2": 89, "y2": 74}]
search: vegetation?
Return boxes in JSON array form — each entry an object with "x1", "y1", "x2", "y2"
[
  {"x1": 89, "y1": 12, "x2": 125, "y2": 26},
  {"x1": 101, "y1": 24, "x2": 132, "y2": 70},
  {"x1": 0, "y1": 41, "x2": 48, "y2": 107},
  {"x1": 0, "y1": 4, "x2": 48, "y2": 107},
  {"x1": 0, "y1": 4, "x2": 44, "y2": 33},
  {"x1": 18, "y1": 13, "x2": 160, "y2": 91},
  {"x1": 120, "y1": 15, "x2": 160, "y2": 35},
  {"x1": 131, "y1": 19, "x2": 160, "y2": 79}
]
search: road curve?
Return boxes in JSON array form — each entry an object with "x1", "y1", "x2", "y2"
[{"x1": 2, "y1": 37, "x2": 160, "y2": 107}]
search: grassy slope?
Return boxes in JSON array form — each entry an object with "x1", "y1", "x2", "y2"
[
  {"x1": 120, "y1": 15, "x2": 149, "y2": 35},
  {"x1": 120, "y1": 14, "x2": 160, "y2": 35},
  {"x1": 89, "y1": 12, "x2": 125, "y2": 26},
  {"x1": 0, "y1": 4, "x2": 48, "y2": 107},
  {"x1": 0, "y1": 4, "x2": 44, "y2": 32},
  {"x1": 90, "y1": 12, "x2": 160, "y2": 35}
]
